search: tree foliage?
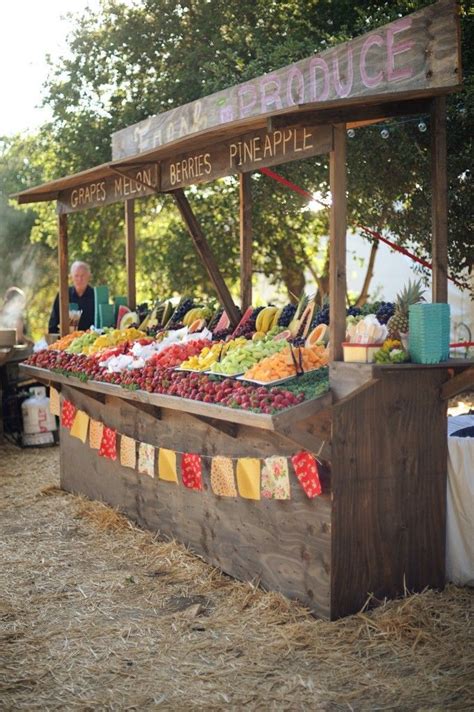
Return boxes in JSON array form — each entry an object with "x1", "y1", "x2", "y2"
[{"x1": 1, "y1": 0, "x2": 472, "y2": 337}]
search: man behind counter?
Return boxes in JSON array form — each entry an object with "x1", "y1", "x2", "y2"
[{"x1": 48, "y1": 261, "x2": 95, "y2": 333}]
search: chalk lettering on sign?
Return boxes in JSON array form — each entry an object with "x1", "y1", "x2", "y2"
[
  {"x1": 333, "y1": 47, "x2": 354, "y2": 98},
  {"x1": 239, "y1": 84, "x2": 258, "y2": 118},
  {"x1": 309, "y1": 58, "x2": 330, "y2": 102},
  {"x1": 287, "y1": 67, "x2": 305, "y2": 106},
  {"x1": 387, "y1": 18, "x2": 414, "y2": 82},
  {"x1": 260, "y1": 75, "x2": 283, "y2": 113},
  {"x1": 360, "y1": 34, "x2": 384, "y2": 88}
]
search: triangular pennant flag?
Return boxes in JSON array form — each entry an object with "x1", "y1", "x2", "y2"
[
  {"x1": 89, "y1": 419, "x2": 103, "y2": 450},
  {"x1": 99, "y1": 426, "x2": 117, "y2": 460},
  {"x1": 120, "y1": 435, "x2": 136, "y2": 469},
  {"x1": 138, "y1": 443, "x2": 155, "y2": 477},
  {"x1": 236, "y1": 458, "x2": 261, "y2": 500},
  {"x1": 291, "y1": 451, "x2": 322, "y2": 498},
  {"x1": 181, "y1": 453, "x2": 203, "y2": 491},
  {"x1": 261, "y1": 456, "x2": 290, "y2": 500},
  {"x1": 49, "y1": 387, "x2": 60, "y2": 416},
  {"x1": 158, "y1": 448, "x2": 178, "y2": 483},
  {"x1": 210, "y1": 456, "x2": 237, "y2": 497},
  {"x1": 70, "y1": 410, "x2": 90, "y2": 443},
  {"x1": 61, "y1": 400, "x2": 76, "y2": 430}
]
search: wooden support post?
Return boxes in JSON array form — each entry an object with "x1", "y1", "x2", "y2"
[
  {"x1": 125, "y1": 199, "x2": 136, "y2": 310},
  {"x1": 329, "y1": 125, "x2": 347, "y2": 362},
  {"x1": 58, "y1": 213, "x2": 69, "y2": 337},
  {"x1": 173, "y1": 189, "x2": 240, "y2": 326},
  {"x1": 239, "y1": 172, "x2": 253, "y2": 310},
  {"x1": 431, "y1": 96, "x2": 448, "y2": 303}
]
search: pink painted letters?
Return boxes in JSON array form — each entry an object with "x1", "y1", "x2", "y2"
[
  {"x1": 360, "y1": 33, "x2": 384, "y2": 88},
  {"x1": 387, "y1": 17, "x2": 414, "y2": 82}
]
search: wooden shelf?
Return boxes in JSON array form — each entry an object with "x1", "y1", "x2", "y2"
[{"x1": 20, "y1": 364, "x2": 332, "y2": 432}]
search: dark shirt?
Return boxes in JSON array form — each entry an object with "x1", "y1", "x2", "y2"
[{"x1": 48, "y1": 286, "x2": 95, "y2": 333}]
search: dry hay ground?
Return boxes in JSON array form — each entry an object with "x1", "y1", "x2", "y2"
[{"x1": 0, "y1": 444, "x2": 473, "y2": 711}]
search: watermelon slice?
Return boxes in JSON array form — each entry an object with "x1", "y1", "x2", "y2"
[
  {"x1": 116, "y1": 305, "x2": 130, "y2": 329},
  {"x1": 213, "y1": 310, "x2": 230, "y2": 333},
  {"x1": 231, "y1": 306, "x2": 254, "y2": 336}
]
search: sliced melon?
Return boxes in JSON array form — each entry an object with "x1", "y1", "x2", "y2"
[
  {"x1": 213, "y1": 310, "x2": 230, "y2": 333},
  {"x1": 189, "y1": 318, "x2": 206, "y2": 333},
  {"x1": 306, "y1": 323, "x2": 329, "y2": 347},
  {"x1": 116, "y1": 305, "x2": 130, "y2": 329},
  {"x1": 273, "y1": 329, "x2": 291, "y2": 342},
  {"x1": 119, "y1": 311, "x2": 138, "y2": 330}
]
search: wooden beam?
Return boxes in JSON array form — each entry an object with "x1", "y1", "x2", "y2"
[
  {"x1": 239, "y1": 172, "x2": 253, "y2": 310},
  {"x1": 329, "y1": 125, "x2": 347, "y2": 362},
  {"x1": 440, "y1": 366, "x2": 474, "y2": 400},
  {"x1": 58, "y1": 213, "x2": 69, "y2": 337},
  {"x1": 125, "y1": 199, "x2": 136, "y2": 310},
  {"x1": 268, "y1": 98, "x2": 432, "y2": 132},
  {"x1": 173, "y1": 189, "x2": 240, "y2": 326},
  {"x1": 431, "y1": 96, "x2": 448, "y2": 303}
]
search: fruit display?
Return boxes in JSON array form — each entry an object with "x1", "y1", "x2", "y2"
[
  {"x1": 374, "y1": 339, "x2": 409, "y2": 364},
  {"x1": 48, "y1": 331, "x2": 84, "y2": 351},
  {"x1": 147, "y1": 338, "x2": 211, "y2": 369},
  {"x1": 67, "y1": 330, "x2": 102, "y2": 354},
  {"x1": 210, "y1": 338, "x2": 288, "y2": 376},
  {"x1": 88, "y1": 327, "x2": 145, "y2": 355},
  {"x1": 243, "y1": 344, "x2": 328, "y2": 382},
  {"x1": 180, "y1": 337, "x2": 247, "y2": 371},
  {"x1": 387, "y1": 279, "x2": 425, "y2": 338}
]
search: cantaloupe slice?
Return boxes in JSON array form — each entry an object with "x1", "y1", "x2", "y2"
[
  {"x1": 306, "y1": 323, "x2": 329, "y2": 346},
  {"x1": 189, "y1": 318, "x2": 206, "y2": 333}
]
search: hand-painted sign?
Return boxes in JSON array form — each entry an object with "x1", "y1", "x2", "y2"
[
  {"x1": 160, "y1": 125, "x2": 333, "y2": 191},
  {"x1": 112, "y1": 1, "x2": 460, "y2": 160},
  {"x1": 57, "y1": 165, "x2": 158, "y2": 214}
]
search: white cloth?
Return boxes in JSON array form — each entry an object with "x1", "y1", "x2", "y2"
[{"x1": 446, "y1": 415, "x2": 474, "y2": 586}]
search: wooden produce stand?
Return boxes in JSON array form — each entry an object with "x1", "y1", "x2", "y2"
[{"x1": 15, "y1": 0, "x2": 474, "y2": 619}]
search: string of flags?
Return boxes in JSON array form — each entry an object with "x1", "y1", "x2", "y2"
[{"x1": 51, "y1": 387, "x2": 323, "y2": 501}]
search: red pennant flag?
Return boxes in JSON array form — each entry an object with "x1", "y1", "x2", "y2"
[
  {"x1": 99, "y1": 426, "x2": 117, "y2": 461},
  {"x1": 181, "y1": 453, "x2": 203, "y2": 491},
  {"x1": 61, "y1": 400, "x2": 76, "y2": 430},
  {"x1": 291, "y1": 451, "x2": 322, "y2": 498}
]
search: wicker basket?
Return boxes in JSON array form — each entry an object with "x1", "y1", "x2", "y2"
[{"x1": 408, "y1": 303, "x2": 450, "y2": 364}]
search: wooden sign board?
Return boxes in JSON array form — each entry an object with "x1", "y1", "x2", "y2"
[
  {"x1": 112, "y1": 0, "x2": 460, "y2": 160},
  {"x1": 57, "y1": 164, "x2": 158, "y2": 214},
  {"x1": 161, "y1": 125, "x2": 333, "y2": 192}
]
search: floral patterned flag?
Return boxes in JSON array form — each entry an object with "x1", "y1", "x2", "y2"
[
  {"x1": 61, "y1": 400, "x2": 76, "y2": 430},
  {"x1": 138, "y1": 443, "x2": 155, "y2": 477},
  {"x1": 236, "y1": 458, "x2": 261, "y2": 500},
  {"x1": 261, "y1": 456, "x2": 290, "y2": 500},
  {"x1": 291, "y1": 451, "x2": 322, "y2": 498},
  {"x1": 181, "y1": 453, "x2": 203, "y2": 491},
  {"x1": 210, "y1": 456, "x2": 237, "y2": 497},
  {"x1": 158, "y1": 448, "x2": 178, "y2": 483},
  {"x1": 70, "y1": 410, "x2": 90, "y2": 443},
  {"x1": 120, "y1": 435, "x2": 136, "y2": 469},
  {"x1": 49, "y1": 387, "x2": 60, "y2": 416},
  {"x1": 99, "y1": 426, "x2": 117, "y2": 460},
  {"x1": 89, "y1": 419, "x2": 104, "y2": 450}
]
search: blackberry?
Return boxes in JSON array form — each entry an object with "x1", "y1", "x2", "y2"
[
  {"x1": 169, "y1": 298, "x2": 194, "y2": 325},
  {"x1": 347, "y1": 306, "x2": 362, "y2": 317},
  {"x1": 312, "y1": 305, "x2": 330, "y2": 326},
  {"x1": 277, "y1": 303, "x2": 297, "y2": 327},
  {"x1": 375, "y1": 301, "x2": 395, "y2": 324}
]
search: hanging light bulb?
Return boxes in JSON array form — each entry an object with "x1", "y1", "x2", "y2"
[
  {"x1": 418, "y1": 120, "x2": 427, "y2": 133},
  {"x1": 380, "y1": 128, "x2": 389, "y2": 139},
  {"x1": 347, "y1": 128, "x2": 355, "y2": 138}
]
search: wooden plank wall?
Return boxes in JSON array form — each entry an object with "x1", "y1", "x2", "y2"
[
  {"x1": 59, "y1": 384, "x2": 332, "y2": 618},
  {"x1": 331, "y1": 368, "x2": 447, "y2": 618}
]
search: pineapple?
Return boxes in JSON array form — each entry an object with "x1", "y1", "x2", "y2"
[{"x1": 387, "y1": 279, "x2": 425, "y2": 337}]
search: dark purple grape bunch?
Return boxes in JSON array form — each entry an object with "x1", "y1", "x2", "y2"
[
  {"x1": 212, "y1": 327, "x2": 233, "y2": 342},
  {"x1": 312, "y1": 304, "x2": 330, "y2": 327},
  {"x1": 375, "y1": 301, "x2": 395, "y2": 324},
  {"x1": 277, "y1": 303, "x2": 297, "y2": 327},
  {"x1": 347, "y1": 306, "x2": 362, "y2": 317},
  {"x1": 169, "y1": 298, "x2": 194, "y2": 325}
]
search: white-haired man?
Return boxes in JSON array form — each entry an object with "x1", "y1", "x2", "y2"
[{"x1": 48, "y1": 261, "x2": 95, "y2": 333}]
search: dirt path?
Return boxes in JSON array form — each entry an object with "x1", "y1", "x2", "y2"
[{"x1": 1, "y1": 443, "x2": 473, "y2": 710}]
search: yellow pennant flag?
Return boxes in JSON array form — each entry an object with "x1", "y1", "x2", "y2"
[
  {"x1": 89, "y1": 419, "x2": 104, "y2": 450},
  {"x1": 158, "y1": 448, "x2": 178, "y2": 483},
  {"x1": 49, "y1": 387, "x2": 60, "y2": 416},
  {"x1": 236, "y1": 458, "x2": 261, "y2": 500},
  {"x1": 120, "y1": 435, "x2": 136, "y2": 469},
  {"x1": 70, "y1": 410, "x2": 90, "y2": 443}
]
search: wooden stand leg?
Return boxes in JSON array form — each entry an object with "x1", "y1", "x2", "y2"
[
  {"x1": 240, "y1": 173, "x2": 253, "y2": 310},
  {"x1": 58, "y1": 213, "x2": 69, "y2": 337},
  {"x1": 329, "y1": 125, "x2": 347, "y2": 362},
  {"x1": 125, "y1": 199, "x2": 136, "y2": 310},
  {"x1": 431, "y1": 96, "x2": 448, "y2": 303}
]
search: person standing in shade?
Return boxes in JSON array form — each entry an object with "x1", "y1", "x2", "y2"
[{"x1": 48, "y1": 261, "x2": 95, "y2": 333}]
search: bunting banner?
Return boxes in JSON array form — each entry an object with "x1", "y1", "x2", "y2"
[
  {"x1": 59, "y1": 397, "x2": 326, "y2": 501},
  {"x1": 49, "y1": 387, "x2": 60, "y2": 417}
]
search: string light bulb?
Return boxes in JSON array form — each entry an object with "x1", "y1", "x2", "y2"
[
  {"x1": 418, "y1": 120, "x2": 427, "y2": 132},
  {"x1": 380, "y1": 128, "x2": 390, "y2": 139},
  {"x1": 347, "y1": 128, "x2": 355, "y2": 138}
]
